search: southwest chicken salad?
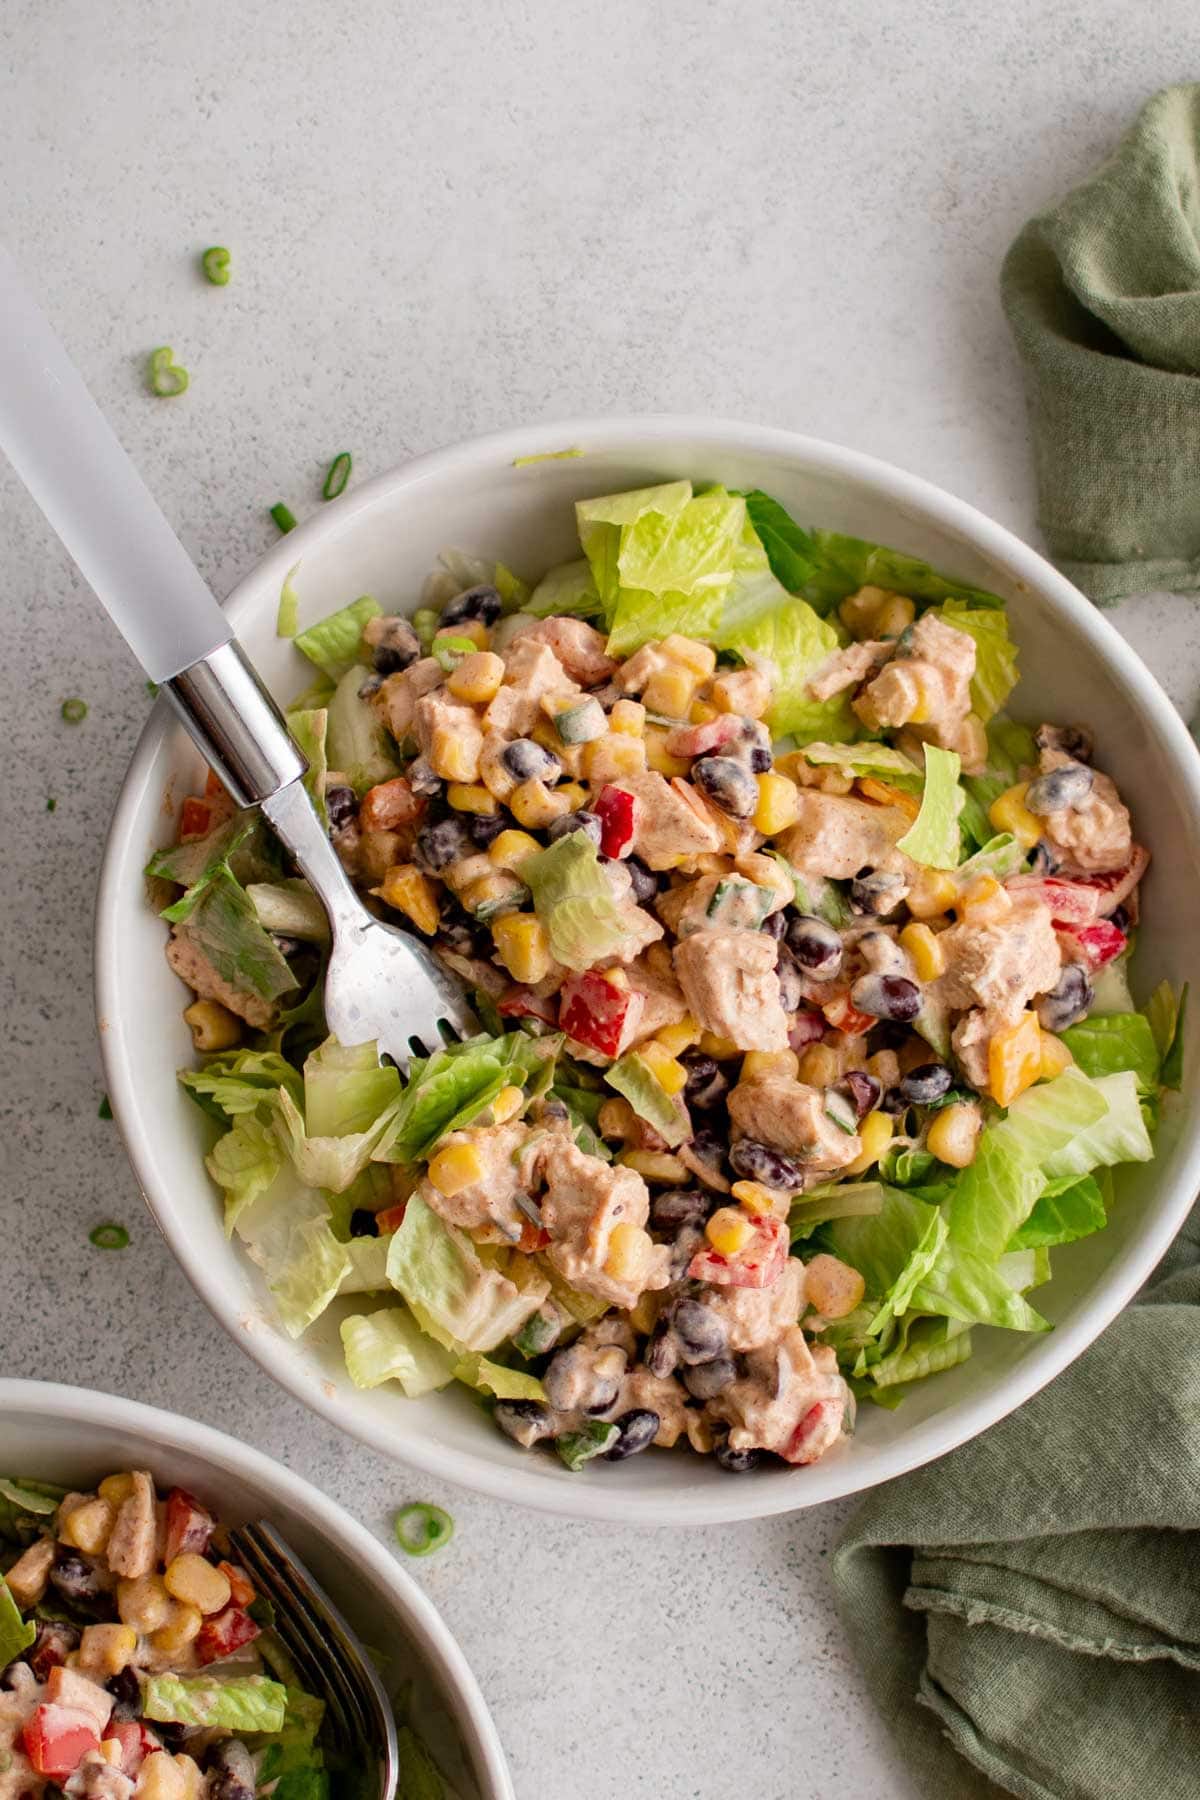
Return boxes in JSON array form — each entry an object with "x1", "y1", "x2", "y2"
[{"x1": 151, "y1": 479, "x2": 1184, "y2": 1476}]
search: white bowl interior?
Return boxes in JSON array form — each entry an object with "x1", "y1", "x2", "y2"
[
  {"x1": 97, "y1": 419, "x2": 1200, "y2": 1524},
  {"x1": 0, "y1": 1380, "x2": 510, "y2": 1800}
]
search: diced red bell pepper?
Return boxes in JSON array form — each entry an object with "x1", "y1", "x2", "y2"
[
  {"x1": 359, "y1": 776, "x2": 426, "y2": 833},
  {"x1": 1074, "y1": 844, "x2": 1151, "y2": 916},
  {"x1": 821, "y1": 993, "x2": 876, "y2": 1037},
  {"x1": 179, "y1": 796, "x2": 212, "y2": 841},
  {"x1": 163, "y1": 1487, "x2": 215, "y2": 1563},
  {"x1": 788, "y1": 1008, "x2": 826, "y2": 1051},
  {"x1": 560, "y1": 970, "x2": 637, "y2": 1059},
  {"x1": 1057, "y1": 919, "x2": 1128, "y2": 969},
  {"x1": 1005, "y1": 876, "x2": 1101, "y2": 928},
  {"x1": 688, "y1": 1214, "x2": 790, "y2": 1290},
  {"x1": 781, "y1": 1398, "x2": 845, "y2": 1465},
  {"x1": 518, "y1": 1220, "x2": 552, "y2": 1253},
  {"x1": 593, "y1": 785, "x2": 638, "y2": 859},
  {"x1": 108, "y1": 1719, "x2": 162, "y2": 1775},
  {"x1": 497, "y1": 986, "x2": 560, "y2": 1027},
  {"x1": 21, "y1": 1704, "x2": 100, "y2": 1778},
  {"x1": 204, "y1": 768, "x2": 226, "y2": 799},
  {"x1": 662, "y1": 713, "x2": 742, "y2": 759},
  {"x1": 195, "y1": 1603, "x2": 261, "y2": 1667},
  {"x1": 217, "y1": 1560, "x2": 256, "y2": 1608},
  {"x1": 374, "y1": 1201, "x2": 409, "y2": 1235}
]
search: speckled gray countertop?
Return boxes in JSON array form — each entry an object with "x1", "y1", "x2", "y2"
[{"x1": 4, "y1": 5, "x2": 1200, "y2": 1796}]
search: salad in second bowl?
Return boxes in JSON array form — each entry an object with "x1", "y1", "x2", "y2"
[{"x1": 150, "y1": 479, "x2": 1184, "y2": 1479}]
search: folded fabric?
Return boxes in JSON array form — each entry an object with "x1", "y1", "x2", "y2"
[
  {"x1": 1001, "y1": 84, "x2": 1200, "y2": 604},
  {"x1": 831, "y1": 1200, "x2": 1200, "y2": 1800}
]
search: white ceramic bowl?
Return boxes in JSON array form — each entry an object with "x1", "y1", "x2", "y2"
[
  {"x1": 0, "y1": 1379, "x2": 512, "y2": 1799},
  {"x1": 97, "y1": 416, "x2": 1200, "y2": 1525}
]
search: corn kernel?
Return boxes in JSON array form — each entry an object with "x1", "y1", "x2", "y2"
[
  {"x1": 643, "y1": 725, "x2": 691, "y2": 778},
  {"x1": 428, "y1": 1141, "x2": 485, "y2": 1195},
  {"x1": 376, "y1": 864, "x2": 440, "y2": 935},
  {"x1": 150, "y1": 1601, "x2": 203, "y2": 1656},
  {"x1": 182, "y1": 999, "x2": 242, "y2": 1053},
  {"x1": 492, "y1": 912, "x2": 552, "y2": 985},
  {"x1": 798, "y1": 1043, "x2": 841, "y2": 1087},
  {"x1": 531, "y1": 716, "x2": 582, "y2": 775},
  {"x1": 906, "y1": 674, "x2": 935, "y2": 725},
  {"x1": 97, "y1": 1472, "x2": 136, "y2": 1507},
  {"x1": 655, "y1": 1016, "x2": 701, "y2": 1056},
  {"x1": 732, "y1": 1180, "x2": 783, "y2": 1217},
  {"x1": 699, "y1": 1031, "x2": 740, "y2": 1060},
  {"x1": 1039, "y1": 1031, "x2": 1075, "y2": 1081},
  {"x1": 604, "y1": 1221, "x2": 653, "y2": 1285},
  {"x1": 479, "y1": 738, "x2": 518, "y2": 801},
  {"x1": 927, "y1": 1101, "x2": 983, "y2": 1168},
  {"x1": 446, "y1": 781, "x2": 499, "y2": 816},
  {"x1": 900, "y1": 921, "x2": 946, "y2": 982},
  {"x1": 906, "y1": 868, "x2": 959, "y2": 920},
  {"x1": 987, "y1": 1010, "x2": 1043, "y2": 1106},
  {"x1": 447, "y1": 649, "x2": 504, "y2": 704},
  {"x1": 488, "y1": 831, "x2": 540, "y2": 873},
  {"x1": 642, "y1": 665, "x2": 697, "y2": 719},
  {"x1": 956, "y1": 873, "x2": 1012, "y2": 925},
  {"x1": 804, "y1": 1254, "x2": 867, "y2": 1318},
  {"x1": 460, "y1": 869, "x2": 524, "y2": 916},
  {"x1": 867, "y1": 1048, "x2": 901, "y2": 1088},
  {"x1": 492, "y1": 1085, "x2": 525, "y2": 1124},
  {"x1": 79, "y1": 1623, "x2": 138, "y2": 1676},
  {"x1": 603, "y1": 965, "x2": 630, "y2": 989},
  {"x1": 598, "y1": 1096, "x2": 637, "y2": 1139},
  {"x1": 618, "y1": 1149, "x2": 689, "y2": 1185},
  {"x1": 741, "y1": 1048, "x2": 801, "y2": 1082},
  {"x1": 98, "y1": 1740, "x2": 122, "y2": 1766},
  {"x1": 875, "y1": 594, "x2": 916, "y2": 638},
  {"x1": 752, "y1": 770, "x2": 801, "y2": 836},
  {"x1": 705, "y1": 1207, "x2": 754, "y2": 1256},
  {"x1": 430, "y1": 725, "x2": 481, "y2": 783},
  {"x1": 859, "y1": 777, "x2": 921, "y2": 821},
  {"x1": 60, "y1": 1497, "x2": 114, "y2": 1557},
  {"x1": 117, "y1": 1573, "x2": 172, "y2": 1634},
  {"x1": 435, "y1": 618, "x2": 489, "y2": 648},
  {"x1": 843, "y1": 1110, "x2": 893, "y2": 1176},
  {"x1": 137, "y1": 1753, "x2": 200, "y2": 1800},
  {"x1": 557, "y1": 781, "x2": 588, "y2": 810},
  {"x1": 659, "y1": 634, "x2": 717, "y2": 679},
  {"x1": 164, "y1": 1552, "x2": 231, "y2": 1616},
  {"x1": 689, "y1": 699, "x2": 718, "y2": 725},
  {"x1": 711, "y1": 666, "x2": 772, "y2": 717},
  {"x1": 509, "y1": 779, "x2": 570, "y2": 829},
  {"x1": 610, "y1": 698, "x2": 646, "y2": 737},
  {"x1": 838, "y1": 586, "x2": 889, "y2": 638},
  {"x1": 686, "y1": 1411, "x2": 716, "y2": 1454},
  {"x1": 639, "y1": 1040, "x2": 688, "y2": 1096},
  {"x1": 988, "y1": 782, "x2": 1043, "y2": 850},
  {"x1": 581, "y1": 734, "x2": 647, "y2": 783}
]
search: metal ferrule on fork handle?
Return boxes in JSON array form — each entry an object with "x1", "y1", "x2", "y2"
[{"x1": 163, "y1": 638, "x2": 307, "y2": 809}]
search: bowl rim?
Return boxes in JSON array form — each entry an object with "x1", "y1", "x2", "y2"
[
  {"x1": 96, "y1": 412, "x2": 1200, "y2": 1524},
  {"x1": 0, "y1": 1377, "x2": 514, "y2": 1799}
]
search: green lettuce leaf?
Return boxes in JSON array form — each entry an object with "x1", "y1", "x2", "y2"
[
  {"x1": 1038, "y1": 1071, "x2": 1154, "y2": 1181},
  {"x1": 286, "y1": 707, "x2": 329, "y2": 829},
  {"x1": 379, "y1": 1032, "x2": 548, "y2": 1166},
  {"x1": 795, "y1": 740, "x2": 923, "y2": 788},
  {"x1": 142, "y1": 1672, "x2": 288, "y2": 1733},
  {"x1": 268, "y1": 1215, "x2": 352, "y2": 1338},
  {"x1": 248, "y1": 880, "x2": 331, "y2": 944},
  {"x1": 907, "y1": 1241, "x2": 1049, "y2": 1333},
  {"x1": 395, "y1": 1725, "x2": 448, "y2": 1800},
  {"x1": 616, "y1": 487, "x2": 745, "y2": 598},
  {"x1": 454, "y1": 1354, "x2": 548, "y2": 1401},
  {"x1": 604, "y1": 1053, "x2": 689, "y2": 1148},
  {"x1": 275, "y1": 1087, "x2": 402, "y2": 1194},
  {"x1": 179, "y1": 1048, "x2": 303, "y2": 1120},
  {"x1": 337, "y1": 1231, "x2": 393, "y2": 1295},
  {"x1": 520, "y1": 830, "x2": 629, "y2": 972},
  {"x1": 788, "y1": 1180, "x2": 886, "y2": 1241},
  {"x1": 253, "y1": 1686, "x2": 326, "y2": 1784},
  {"x1": 864, "y1": 1316, "x2": 973, "y2": 1390},
  {"x1": 1008, "y1": 1174, "x2": 1107, "y2": 1250},
  {"x1": 741, "y1": 489, "x2": 820, "y2": 598},
  {"x1": 207, "y1": 1112, "x2": 285, "y2": 1236},
  {"x1": 326, "y1": 664, "x2": 401, "y2": 795},
  {"x1": 896, "y1": 746, "x2": 963, "y2": 870},
  {"x1": 525, "y1": 558, "x2": 602, "y2": 620},
  {"x1": 170, "y1": 869, "x2": 299, "y2": 1006},
  {"x1": 936, "y1": 599, "x2": 1019, "y2": 722},
  {"x1": 293, "y1": 595, "x2": 381, "y2": 680},
  {"x1": 0, "y1": 1575, "x2": 35, "y2": 1667},
  {"x1": 1061, "y1": 1012, "x2": 1161, "y2": 1091},
  {"x1": 575, "y1": 481, "x2": 693, "y2": 606},
  {"x1": 817, "y1": 1186, "x2": 944, "y2": 1318},
  {"x1": 962, "y1": 718, "x2": 1038, "y2": 827},
  {"x1": 606, "y1": 582, "x2": 726, "y2": 660},
  {"x1": 386, "y1": 1195, "x2": 549, "y2": 1353},
  {"x1": 1145, "y1": 980, "x2": 1188, "y2": 1089},
  {"x1": 340, "y1": 1307, "x2": 457, "y2": 1395},
  {"x1": 303, "y1": 1038, "x2": 401, "y2": 1139},
  {"x1": 955, "y1": 833, "x2": 1027, "y2": 883},
  {"x1": 550, "y1": 1081, "x2": 612, "y2": 1160}
]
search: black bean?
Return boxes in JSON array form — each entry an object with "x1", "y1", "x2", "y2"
[
  {"x1": 1026, "y1": 761, "x2": 1094, "y2": 814},
  {"x1": 371, "y1": 618, "x2": 421, "y2": 675},
  {"x1": 106, "y1": 1664, "x2": 143, "y2": 1721},
  {"x1": 715, "y1": 1440, "x2": 762, "y2": 1473},
  {"x1": 681, "y1": 1051, "x2": 730, "y2": 1112},
  {"x1": 729, "y1": 1138, "x2": 807, "y2": 1190},
  {"x1": 775, "y1": 943, "x2": 805, "y2": 1013},
  {"x1": 544, "y1": 1344, "x2": 625, "y2": 1415},
  {"x1": 205, "y1": 1741, "x2": 256, "y2": 1797},
  {"x1": 348, "y1": 1208, "x2": 378, "y2": 1238},
  {"x1": 1036, "y1": 962, "x2": 1094, "y2": 1033},
  {"x1": 761, "y1": 909, "x2": 786, "y2": 942},
  {"x1": 671, "y1": 1298, "x2": 728, "y2": 1365},
  {"x1": 879, "y1": 1087, "x2": 909, "y2": 1116},
  {"x1": 325, "y1": 784, "x2": 358, "y2": 832},
  {"x1": 626, "y1": 856, "x2": 660, "y2": 904},
  {"x1": 669, "y1": 1222, "x2": 706, "y2": 1281},
  {"x1": 644, "y1": 1321, "x2": 680, "y2": 1378},
  {"x1": 28, "y1": 1621, "x2": 79, "y2": 1683},
  {"x1": 437, "y1": 917, "x2": 487, "y2": 958},
  {"x1": 689, "y1": 1128, "x2": 731, "y2": 1183},
  {"x1": 548, "y1": 810, "x2": 602, "y2": 848},
  {"x1": 748, "y1": 746, "x2": 773, "y2": 773},
  {"x1": 441, "y1": 583, "x2": 502, "y2": 626},
  {"x1": 1029, "y1": 840, "x2": 1061, "y2": 875},
  {"x1": 1035, "y1": 723, "x2": 1094, "y2": 764},
  {"x1": 842, "y1": 1070, "x2": 882, "y2": 1119},
  {"x1": 898, "y1": 1063, "x2": 953, "y2": 1106},
  {"x1": 407, "y1": 758, "x2": 443, "y2": 797},
  {"x1": 692, "y1": 756, "x2": 759, "y2": 818},
  {"x1": 606, "y1": 1410, "x2": 661, "y2": 1461},
  {"x1": 1109, "y1": 904, "x2": 1131, "y2": 934},
  {"x1": 850, "y1": 973, "x2": 922, "y2": 1023},
  {"x1": 469, "y1": 811, "x2": 508, "y2": 848},
  {"x1": 785, "y1": 914, "x2": 843, "y2": 978},
  {"x1": 650, "y1": 1188, "x2": 711, "y2": 1232},
  {"x1": 494, "y1": 1400, "x2": 559, "y2": 1448},
  {"x1": 849, "y1": 867, "x2": 906, "y2": 916},
  {"x1": 48, "y1": 1547, "x2": 105, "y2": 1610},
  {"x1": 417, "y1": 817, "x2": 472, "y2": 870},
  {"x1": 153, "y1": 1721, "x2": 194, "y2": 1749},
  {"x1": 501, "y1": 738, "x2": 561, "y2": 782},
  {"x1": 682, "y1": 1355, "x2": 738, "y2": 1400}
]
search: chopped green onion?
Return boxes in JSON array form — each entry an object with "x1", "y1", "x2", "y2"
[
  {"x1": 394, "y1": 1503, "x2": 454, "y2": 1557},
  {"x1": 98, "y1": 1095, "x2": 113, "y2": 1120},
  {"x1": 512, "y1": 447, "x2": 584, "y2": 467},
  {"x1": 322, "y1": 452, "x2": 352, "y2": 500},
  {"x1": 61, "y1": 697, "x2": 88, "y2": 724},
  {"x1": 45, "y1": 797, "x2": 57, "y2": 813},
  {"x1": 411, "y1": 608, "x2": 440, "y2": 653},
  {"x1": 89, "y1": 1223, "x2": 129, "y2": 1251},
  {"x1": 270, "y1": 503, "x2": 297, "y2": 535},
  {"x1": 146, "y1": 680, "x2": 160, "y2": 697},
  {"x1": 201, "y1": 246, "x2": 231, "y2": 286},
  {"x1": 277, "y1": 566, "x2": 300, "y2": 637},
  {"x1": 432, "y1": 635, "x2": 478, "y2": 672},
  {"x1": 147, "y1": 347, "x2": 189, "y2": 397}
]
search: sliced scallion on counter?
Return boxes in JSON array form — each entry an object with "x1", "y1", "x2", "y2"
[
  {"x1": 394, "y1": 1502, "x2": 454, "y2": 1557},
  {"x1": 147, "y1": 347, "x2": 189, "y2": 397},
  {"x1": 322, "y1": 452, "x2": 352, "y2": 500},
  {"x1": 201, "y1": 246, "x2": 231, "y2": 286},
  {"x1": 61, "y1": 697, "x2": 87, "y2": 724},
  {"x1": 89, "y1": 1223, "x2": 129, "y2": 1250},
  {"x1": 270, "y1": 503, "x2": 297, "y2": 535}
]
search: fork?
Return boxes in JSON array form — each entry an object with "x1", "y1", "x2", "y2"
[
  {"x1": 0, "y1": 246, "x2": 477, "y2": 1069},
  {"x1": 231, "y1": 1518, "x2": 399, "y2": 1796}
]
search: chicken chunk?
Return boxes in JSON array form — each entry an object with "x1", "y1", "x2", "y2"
[
  {"x1": 373, "y1": 655, "x2": 444, "y2": 741},
  {"x1": 673, "y1": 929, "x2": 789, "y2": 1051},
  {"x1": 775, "y1": 790, "x2": 914, "y2": 883},
  {"x1": 537, "y1": 1139, "x2": 671, "y2": 1309},
  {"x1": 853, "y1": 612, "x2": 975, "y2": 753},
  {"x1": 707, "y1": 1328, "x2": 847, "y2": 1458},
  {"x1": 1030, "y1": 748, "x2": 1133, "y2": 874},
  {"x1": 3, "y1": 1535, "x2": 54, "y2": 1607},
  {"x1": 699, "y1": 1255, "x2": 806, "y2": 1352},
  {"x1": 616, "y1": 1365, "x2": 690, "y2": 1447},
  {"x1": 618, "y1": 773, "x2": 725, "y2": 869},
  {"x1": 506, "y1": 616, "x2": 617, "y2": 686},
  {"x1": 936, "y1": 895, "x2": 1062, "y2": 1024},
  {"x1": 419, "y1": 1122, "x2": 538, "y2": 1239},
  {"x1": 728, "y1": 1074, "x2": 862, "y2": 1172},
  {"x1": 165, "y1": 928, "x2": 276, "y2": 1029},
  {"x1": 606, "y1": 902, "x2": 667, "y2": 964},
  {"x1": 105, "y1": 1470, "x2": 156, "y2": 1580},
  {"x1": 623, "y1": 953, "x2": 690, "y2": 1044},
  {"x1": 414, "y1": 689, "x2": 485, "y2": 780},
  {"x1": 485, "y1": 638, "x2": 579, "y2": 738},
  {"x1": 806, "y1": 639, "x2": 892, "y2": 701}
]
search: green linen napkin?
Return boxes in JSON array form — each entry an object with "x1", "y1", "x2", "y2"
[
  {"x1": 1001, "y1": 84, "x2": 1200, "y2": 604},
  {"x1": 831, "y1": 1200, "x2": 1200, "y2": 1800}
]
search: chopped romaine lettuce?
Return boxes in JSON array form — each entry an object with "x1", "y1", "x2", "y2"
[
  {"x1": 896, "y1": 746, "x2": 963, "y2": 870},
  {"x1": 179, "y1": 1048, "x2": 303, "y2": 1119},
  {"x1": 293, "y1": 595, "x2": 381, "y2": 680},
  {"x1": 607, "y1": 581, "x2": 727, "y2": 660},
  {"x1": 604, "y1": 1052, "x2": 689, "y2": 1148},
  {"x1": 962, "y1": 718, "x2": 1038, "y2": 826},
  {"x1": 286, "y1": 707, "x2": 329, "y2": 828},
  {"x1": 907, "y1": 1241, "x2": 1049, "y2": 1333},
  {"x1": 337, "y1": 1232, "x2": 393, "y2": 1294},
  {"x1": 575, "y1": 481, "x2": 692, "y2": 606},
  {"x1": 207, "y1": 1112, "x2": 284, "y2": 1236},
  {"x1": 520, "y1": 830, "x2": 629, "y2": 971},
  {"x1": 378, "y1": 1032, "x2": 548, "y2": 1167},
  {"x1": 789, "y1": 1181, "x2": 886, "y2": 1241},
  {"x1": 248, "y1": 880, "x2": 331, "y2": 944},
  {"x1": 386, "y1": 1195, "x2": 549, "y2": 1353},
  {"x1": 796, "y1": 740, "x2": 923, "y2": 788},
  {"x1": 615, "y1": 487, "x2": 745, "y2": 599},
  {"x1": 862, "y1": 1316, "x2": 973, "y2": 1391},
  {"x1": 526, "y1": 557, "x2": 602, "y2": 619},
  {"x1": 325, "y1": 664, "x2": 401, "y2": 795},
  {"x1": 303, "y1": 1037, "x2": 401, "y2": 1139},
  {"x1": 0, "y1": 1577, "x2": 34, "y2": 1667},
  {"x1": 551, "y1": 1080, "x2": 612, "y2": 1160},
  {"x1": 340, "y1": 1307, "x2": 457, "y2": 1395},
  {"x1": 142, "y1": 1673, "x2": 287, "y2": 1733},
  {"x1": 936, "y1": 599, "x2": 1019, "y2": 721},
  {"x1": 1038, "y1": 1071, "x2": 1153, "y2": 1181},
  {"x1": 1145, "y1": 980, "x2": 1188, "y2": 1089},
  {"x1": 268, "y1": 1215, "x2": 352, "y2": 1338},
  {"x1": 275, "y1": 1087, "x2": 402, "y2": 1194},
  {"x1": 1061, "y1": 1011, "x2": 1161, "y2": 1091},
  {"x1": 1008, "y1": 1174, "x2": 1107, "y2": 1250},
  {"x1": 277, "y1": 565, "x2": 300, "y2": 638},
  {"x1": 955, "y1": 833, "x2": 1027, "y2": 883},
  {"x1": 454, "y1": 1353, "x2": 548, "y2": 1402},
  {"x1": 170, "y1": 867, "x2": 299, "y2": 1006}
]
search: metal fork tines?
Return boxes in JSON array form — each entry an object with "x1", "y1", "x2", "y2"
[{"x1": 231, "y1": 1519, "x2": 399, "y2": 1797}]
